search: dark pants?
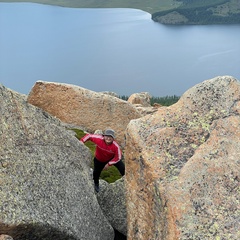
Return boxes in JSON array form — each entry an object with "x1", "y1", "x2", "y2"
[{"x1": 93, "y1": 157, "x2": 125, "y2": 185}]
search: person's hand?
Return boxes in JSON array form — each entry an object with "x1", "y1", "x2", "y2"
[{"x1": 103, "y1": 164, "x2": 110, "y2": 170}]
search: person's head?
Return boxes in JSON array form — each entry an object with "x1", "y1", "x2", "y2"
[{"x1": 103, "y1": 129, "x2": 115, "y2": 145}]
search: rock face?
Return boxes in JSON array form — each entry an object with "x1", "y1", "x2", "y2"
[
  {"x1": 132, "y1": 104, "x2": 159, "y2": 116},
  {"x1": 0, "y1": 85, "x2": 114, "y2": 240},
  {"x1": 125, "y1": 76, "x2": 240, "y2": 240},
  {"x1": 0, "y1": 235, "x2": 13, "y2": 240},
  {"x1": 127, "y1": 92, "x2": 151, "y2": 107},
  {"x1": 27, "y1": 81, "x2": 142, "y2": 146},
  {"x1": 128, "y1": 92, "x2": 159, "y2": 115},
  {"x1": 97, "y1": 178, "x2": 127, "y2": 236},
  {"x1": 100, "y1": 91, "x2": 119, "y2": 98}
]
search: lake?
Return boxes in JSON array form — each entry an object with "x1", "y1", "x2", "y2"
[{"x1": 0, "y1": 3, "x2": 239, "y2": 96}]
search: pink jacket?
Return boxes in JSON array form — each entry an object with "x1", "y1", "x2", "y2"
[{"x1": 80, "y1": 134, "x2": 122, "y2": 166}]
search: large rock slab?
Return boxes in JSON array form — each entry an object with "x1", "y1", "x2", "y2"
[
  {"x1": 0, "y1": 85, "x2": 114, "y2": 240},
  {"x1": 127, "y1": 92, "x2": 151, "y2": 107},
  {"x1": 27, "y1": 81, "x2": 142, "y2": 146},
  {"x1": 97, "y1": 178, "x2": 127, "y2": 236},
  {"x1": 125, "y1": 76, "x2": 240, "y2": 240}
]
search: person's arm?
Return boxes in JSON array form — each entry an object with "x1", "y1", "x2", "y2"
[
  {"x1": 80, "y1": 133, "x2": 92, "y2": 143},
  {"x1": 80, "y1": 133, "x2": 103, "y2": 144},
  {"x1": 107, "y1": 143, "x2": 122, "y2": 166}
]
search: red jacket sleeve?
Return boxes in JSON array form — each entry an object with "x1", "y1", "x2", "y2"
[
  {"x1": 107, "y1": 142, "x2": 122, "y2": 166},
  {"x1": 80, "y1": 133, "x2": 102, "y2": 143}
]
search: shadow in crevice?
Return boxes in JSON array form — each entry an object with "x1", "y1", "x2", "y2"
[
  {"x1": 0, "y1": 223, "x2": 78, "y2": 240},
  {"x1": 114, "y1": 229, "x2": 127, "y2": 240}
]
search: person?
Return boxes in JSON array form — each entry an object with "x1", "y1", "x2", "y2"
[{"x1": 80, "y1": 129, "x2": 125, "y2": 192}]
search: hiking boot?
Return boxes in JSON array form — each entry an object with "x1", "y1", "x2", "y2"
[{"x1": 94, "y1": 183, "x2": 99, "y2": 193}]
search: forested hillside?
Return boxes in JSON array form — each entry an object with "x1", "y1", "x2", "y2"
[
  {"x1": 1, "y1": 0, "x2": 240, "y2": 24},
  {"x1": 152, "y1": 0, "x2": 240, "y2": 24}
]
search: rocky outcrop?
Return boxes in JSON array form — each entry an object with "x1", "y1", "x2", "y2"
[
  {"x1": 100, "y1": 91, "x2": 119, "y2": 98},
  {"x1": 125, "y1": 76, "x2": 240, "y2": 239},
  {"x1": 97, "y1": 178, "x2": 127, "y2": 236},
  {"x1": 128, "y1": 92, "x2": 151, "y2": 107},
  {"x1": 0, "y1": 235, "x2": 13, "y2": 240},
  {"x1": 153, "y1": 11, "x2": 188, "y2": 24},
  {"x1": 27, "y1": 81, "x2": 142, "y2": 146},
  {"x1": 0, "y1": 85, "x2": 114, "y2": 240},
  {"x1": 132, "y1": 104, "x2": 159, "y2": 116},
  {"x1": 128, "y1": 92, "x2": 160, "y2": 115}
]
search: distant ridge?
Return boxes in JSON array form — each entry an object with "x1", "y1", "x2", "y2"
[
  {"x1": 152, "y1": 0, "x2": 240, "y2": 24},
  {"x1": 1, "y1": 0, "x2": 240, "y2": 24}
]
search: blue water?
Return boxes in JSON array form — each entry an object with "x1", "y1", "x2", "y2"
[{"x1": 0, "y1": 3, "x2": 239, "y2": 96}]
